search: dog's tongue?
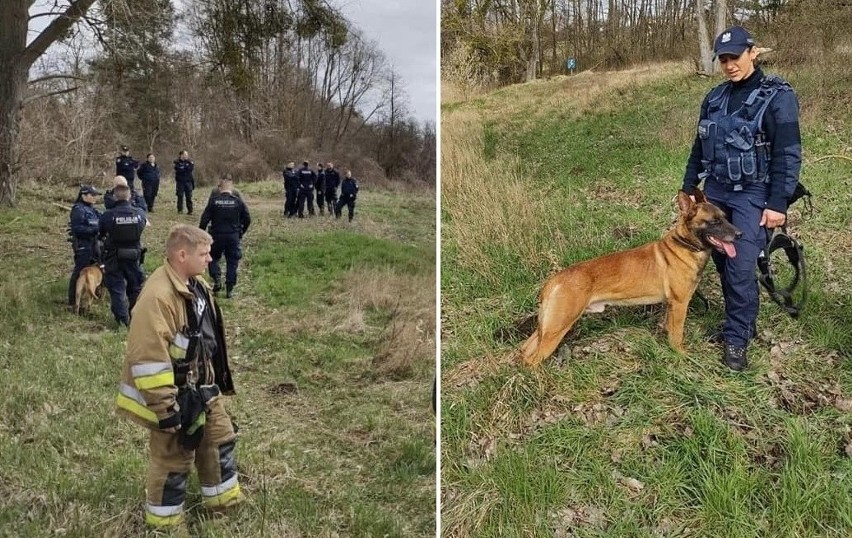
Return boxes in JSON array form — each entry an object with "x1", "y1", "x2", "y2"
[{"x1": 722, "y1": 241, "x2": 737, "y2": 258}]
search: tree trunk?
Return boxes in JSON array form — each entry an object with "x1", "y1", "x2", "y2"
[
  {"x1": 696, "y1": 0, "x2": 714, "y2": 74},
  {"x1": 0, "y1": 0, "x2": 98, "y2": 207},
  {"x1": 713, "y1": 0, "x2": 727, "y2": 74},
  {"x1": 0, "y1": 0, "x2": 29, "y2": 207}
]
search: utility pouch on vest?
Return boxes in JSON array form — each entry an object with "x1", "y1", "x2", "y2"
[
  {"x1": 698, "y1": 120, "x2": 716, "y2": 162},
  {"x1": 727, "y1": 155, "x2": 743, "y2": 187},
  {"x1": 726, "y1": 126, "x2": 757, "y2": 183},
  {"x1": 116, "y1": 247, "x2": 140, "y2": 261}
]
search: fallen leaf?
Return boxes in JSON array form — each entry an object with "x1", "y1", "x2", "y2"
[{"x1": 835, "y1": 398, "x2": 852, "y2": 413}]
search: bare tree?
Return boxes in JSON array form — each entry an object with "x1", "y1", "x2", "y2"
[
  {"x1": 695, "y1": 0, "x2": 727, "y2": 74},
  {"x1": 0, "y1": 0, "x2": 99, "y2": 207}
]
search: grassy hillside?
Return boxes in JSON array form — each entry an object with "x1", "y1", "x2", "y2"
[
  {"x1": 441, "y1": 61, "x2": 852, "y2": 537},
  {"x1": 0, "y1": 181, "x2": 436, "y2": 537}
]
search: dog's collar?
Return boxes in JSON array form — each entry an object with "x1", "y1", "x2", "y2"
[{"x1": 672, "y1": 235, "x2": 705, "y2": 253}]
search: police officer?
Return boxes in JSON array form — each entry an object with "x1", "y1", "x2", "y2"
[
  {"x1": 323, "y1": 162, "x2": 341, "y2": 215},
  {"x1": 283, "y1": 162, "x2": 299, "y2": 218},
  {"x1": 315, "y1": 162, "x2": 326, "y2": 215},
  {"x1": 297, "y1": 161, "x2": 316, "y2": 218},
  {"x1": 199, "y1": 178, "x2": 251, "y2": 298},
  {"x1": 99, "y1": 184, "x2": 147, "y2": 326},
  {"x1": 137, "y1": 153, "x2": 160, "y2": 212},
  {"x1": 207, "y1": 176, "x2": 242, "y2": 201},
  {"x1": 335, "y1": 170, "x2": 359, "y2": 222},
  {"x1": 682, "y1": 26, "x2": 801, "y2": 371},
  {"x1": 174, "y1": 150, "x2": 195, "y2": 215},
  {"x1": 116, "y1": 145, "x2": 139, "y2": 191},
  {"x1": 104, "y1": 175, "x2": 148, "y2": 213},
  {"x1": 67, "y1": 185, "x2": 102, "y2": 309}
]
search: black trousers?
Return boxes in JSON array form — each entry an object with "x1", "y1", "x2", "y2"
[
  {"x1": 284, "y1": 188, "x2": 298, "y2": 217},
  {"x1": 176, "y1": 181, "x2": 194, "y2": 214},
  {"x1": 142, "y1": 180, "x2": 159, "y2": 211},
  {"x1": 315, "y1": 189, "x2": 325, "y2": 213},
  {"x1": 335, "y1": 196, "x2": 355, "y2": 221},
  {"x1": 297, "y1": 189, "x2": 314, "y2": 217},
  {"x1": 324, "y1": 189, "x2": 337, "y2": 213}
]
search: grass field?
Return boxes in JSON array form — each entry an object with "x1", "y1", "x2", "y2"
[
  {"x1": 0, "y1": 180, "x2": 436, "y2": 537},
  {"x1": 441, "y1": 61, "x2": 852, "y2": 537}
]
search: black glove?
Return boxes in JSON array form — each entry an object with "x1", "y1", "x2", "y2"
[{"x1": 177, "y1": 388, "x2": 206, "y2": 450}]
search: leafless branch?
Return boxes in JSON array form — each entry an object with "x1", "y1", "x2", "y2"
[
  {"x1": 22, "y1": 0, "x2": 99, "y2": 68},
  {"x1": 23, "y1": 86, "x2": 79, "y2": 106},
  {"x1": 28, "y1": 74, "x2": 88, "y2": 85}
]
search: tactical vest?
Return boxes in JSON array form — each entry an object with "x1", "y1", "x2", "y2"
[
  {"x1": 108, "y1": 212, "x2": 143, "y2": 247},
  {"x1": 698, "y1": 75, "x2": 790, "y2": 191}
]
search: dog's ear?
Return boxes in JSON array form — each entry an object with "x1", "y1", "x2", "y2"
[
  {"x1": 692, "y1": 188, "x2": 706, "y2": 203},
  {"x1": 676, "y1": 190, "x2": 693, "y2": 214}
]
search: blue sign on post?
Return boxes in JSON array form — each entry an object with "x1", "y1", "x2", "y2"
[{"x1": 566, "y1": 57, "x2": 577, "y2": 74}]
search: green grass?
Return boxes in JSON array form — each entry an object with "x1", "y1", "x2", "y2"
[
  {"x1": 0, "y1": 181, "x2": 436, "y2": 537},
  {"x1": 441, "y1": 62, "x2": 852, "y2": 537}
]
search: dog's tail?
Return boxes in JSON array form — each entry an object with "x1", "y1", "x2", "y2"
[{"x1": 493, "y1": 312, "x2": 538, "y2": 343}]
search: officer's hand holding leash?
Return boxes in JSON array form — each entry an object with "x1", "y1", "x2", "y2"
[{"x1": 760, "y1": 208, "x2": 786, "y2": 229}]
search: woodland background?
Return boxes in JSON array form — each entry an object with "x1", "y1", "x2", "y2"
[
  {"x1": 441, "y1": 0, "x2": 852, "y2": 91},
  {"x1": 0, "y1": 0, "x2": 437, "y2": 206}
]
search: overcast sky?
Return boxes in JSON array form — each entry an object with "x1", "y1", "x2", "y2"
[{"x1": 339, "y1": 0, "x2": 437, "y2": 125}]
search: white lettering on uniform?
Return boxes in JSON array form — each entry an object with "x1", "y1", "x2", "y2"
[
  {"x1": 115, "y1": 216, "x2": 139, "y2": 224},
  {"x1": 215, "y1": 199, "x2": 236, "y2": 207}
]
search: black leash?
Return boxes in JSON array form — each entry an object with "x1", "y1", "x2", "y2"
[{"x1": 757, "y1": 226, "x2": 808, "y2": 318}]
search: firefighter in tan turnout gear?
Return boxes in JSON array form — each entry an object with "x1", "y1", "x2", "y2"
[{"x1": 115, "y1": 224, "x2": 243, "y2": 528}]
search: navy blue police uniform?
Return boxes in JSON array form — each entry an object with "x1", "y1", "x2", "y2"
[
  {"x1": 67, "y1": 187, "x2": 102, "y2": 306},
  {"x1": 315, "y1": 165, "x2": 327, "y2": 214},
  {"x1": 283, "y1": 166, "x2": 299, "y2": 218},
  {"x1": 324, "y1": 167, "x2": 341, "y2": 214},
  {"x1": 174, "y1": 158, "x2": 195, "y2": 214},
  {"x1": 335, "y1": 175, "x2": 359, "y2": 221},
  {"x1": 116, "y1": 153, "x2": 139, "y2": 190},
  {"x1": 683, "y1": 28, "x2": 801, "y2": 368},
  {"x1": 99, "y1": 199, "x2": 147, "y2": 326},
  {"x1": 104, "y1": 187, "x2": 148, "y2": 213},
  {"x1": 137, "y1": 160, "x2": 161, "y2": 211},
  {"x1": 297, "y1": 164, "x2": 316, "y2": 218},
  {"x1": 200, "y1": 190, "x2": 251, "y2": 297}
]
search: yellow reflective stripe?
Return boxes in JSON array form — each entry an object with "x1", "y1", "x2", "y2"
[
  {"x1": 202, "y1": 482, "x2": 242, "y2": 508},
  {"x1": 116, "y1": 393, "x2": 157, "y2": 424},
  {"x1": 169, "y1": 333, "x2": 190, "y2": 361},
  {"x1": 144, "y1": 511, "x2": 184, "y2": 528},
  {"x1": 134, "y1": 371, "x2": 175, "y2": 390}
]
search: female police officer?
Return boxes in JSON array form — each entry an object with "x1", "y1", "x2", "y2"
[
  {"x1": 67, "y1": 185, "x2": 102, "y2": 309},
  {"x1": 682, "y1": 26, "x2": 802, "y2": 371}
]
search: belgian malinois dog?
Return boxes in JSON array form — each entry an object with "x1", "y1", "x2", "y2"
[
  {"x1": 74, "y1": 264, "x2": 104, "y2": 314},
  {"x1": 517, "y1": 189, "x2": 741, "y2": 367}
]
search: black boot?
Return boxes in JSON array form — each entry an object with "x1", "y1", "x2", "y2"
[
  {"x1": 226, "y1": 284, "x2": 234, "y2": 298},
  {"x1": 723, "y1": 344, "x2": 748, "y2": 371},
  {"x1": 213, "y1": 280, "x2": 222, "y2": 295}
]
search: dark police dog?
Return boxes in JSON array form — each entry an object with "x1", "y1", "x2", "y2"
[
  {"x1": 74, "y1": 264, "x2": 104, "y2": 315},
  {"x1": 517, "y1": 189, "x2": 741, "y2": 367}
]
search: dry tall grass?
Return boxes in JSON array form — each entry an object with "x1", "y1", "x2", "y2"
[
  {"x1": 440, "y1": 109, "x2": 566, "y2": 285},
  {"x1": 338, "y1": 268, "x2": 436, "y2": 379}
]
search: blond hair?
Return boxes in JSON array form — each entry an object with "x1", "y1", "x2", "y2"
[{"x1": 166, "y1": 224, "x2": 212, "y2": 257}]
